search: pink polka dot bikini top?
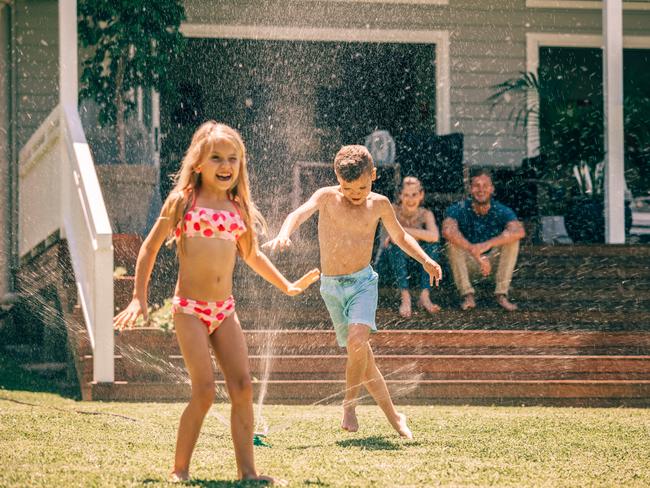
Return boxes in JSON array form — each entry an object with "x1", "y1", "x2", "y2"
[{"x1": 175, "y1": 201, "x2": 247, "y2": 242}]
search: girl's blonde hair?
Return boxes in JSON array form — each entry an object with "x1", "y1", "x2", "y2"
[
  {"x1": 400, "y1": 176, "x2": 423, "y2": 193},
  {"x1": 165, "y1": 121, "x2": 267, "y2": 257},
  {"x1": 396, "y1": 176, "x2": 425, "y2": 207}
]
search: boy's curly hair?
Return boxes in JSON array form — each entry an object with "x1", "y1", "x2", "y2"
[{"x1": 334, "y1": 145, "x2": 374, "y2": 182}]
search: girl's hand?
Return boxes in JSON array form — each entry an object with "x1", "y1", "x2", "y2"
[
  {"x1": 113, "y1": 298, "x2": 148, "y2": 331},
  {"x1": 262, "y1": 235, "x2": 293, "y2": 252},
  {"x1": 423, "y1": 259, "x2": 443, "y2": 287},
  {"x1": 285, "y1": 268, "x2": 320, "y2": 296}
]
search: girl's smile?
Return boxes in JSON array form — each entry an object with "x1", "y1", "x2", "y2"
[{"x1": 198, "y1": 139, "x2": 241, "y2": 191}]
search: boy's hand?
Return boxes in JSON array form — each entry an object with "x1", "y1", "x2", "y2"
[
  {"x1": 262, "y1": 235, "x2": 293, "y2": 252},
  {"x1": 285, "y1": 268, "x2": 320, "y2": 296},
  {"x1": 424, "y1": 259, "x2": 443, "y2": 287},
  {"x1": 113, "y1": 298, "x2": 148, "y2": 331}
]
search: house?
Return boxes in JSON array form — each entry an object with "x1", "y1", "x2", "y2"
[{"x1": 0, "y1": 0, "x2": 648, "y2": 387}]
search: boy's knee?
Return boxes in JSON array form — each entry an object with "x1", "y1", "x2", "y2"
[{"x1": 346, "y1": 326, "x2": 371, "y2": 353}]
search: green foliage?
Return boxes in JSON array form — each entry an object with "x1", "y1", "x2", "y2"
[
  {"x1": 78, "y1": 0, "x2": 186, "y2": 162},
  {"x1": 490, "y1": 70, "x2": 650, "y2": 196}
]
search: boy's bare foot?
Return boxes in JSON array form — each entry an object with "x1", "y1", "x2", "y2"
[
  {"x1": 169, "y1": 471, "x2": 189, "y2": 483},
  {"x1": 418, "y1": 293, "x2": 441, "y2": 314},
  {"x1": 341, "y1": 406, "x2": 359, "y2": 432},
  {"x1": 242, "y1": 474, "x2": 288, "y2": 486},
  {"x1": 460, "y1": 293, "x2": 476, "y2": 311},
  {"x1": 390, "y1": 412, "x2": 413, "y2": 439},
  {"x1": 495, "y1": 294, "x2": 518, "y2": 311}
]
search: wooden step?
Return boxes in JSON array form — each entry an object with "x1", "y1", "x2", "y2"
[
  {"x1": 89, "y1": 379, "x2": 650, "y2": 406},
  {"x1": 84, "y1": 352, "x2": 650, "y2": 383},
  {"x1": 111, "y1": 329, "x2": 650, "y2": 357},
  {"x1": 233, "y1": 307, "x2": 650, "y2": 329}
]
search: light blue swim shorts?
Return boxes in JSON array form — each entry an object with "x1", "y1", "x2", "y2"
[{"x1": 319, "y1": 265, "x2": 379, "y2": 347}]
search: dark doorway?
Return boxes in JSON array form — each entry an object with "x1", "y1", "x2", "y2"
[{"x1": 161, "y1": 38, "x2": 437, "y2": 221}]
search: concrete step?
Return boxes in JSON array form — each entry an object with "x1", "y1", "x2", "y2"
[{"x1": 90, "y1": 379, "x2": 650, "y2": 406}]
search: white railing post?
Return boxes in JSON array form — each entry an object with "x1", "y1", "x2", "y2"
[
  {"x1": 92, "y1": 233, "x2": 115, "y2": 383},
  {"x1": 59, "y1": 0, "x2": 114, "y2": 383},
  {"x1": 603, "y1": 0, "x2": 626, "y2": 243}
]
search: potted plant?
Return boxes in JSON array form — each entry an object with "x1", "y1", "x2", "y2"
[{"x1": 78, "y1": 0, "x2": 186, "y2": 235}]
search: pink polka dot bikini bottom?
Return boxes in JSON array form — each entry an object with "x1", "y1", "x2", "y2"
[{"x1": 172, "y1": 295, "x2": 236, "y2": 334}]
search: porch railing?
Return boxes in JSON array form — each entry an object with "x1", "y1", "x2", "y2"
[{"x1": 19, "y1": 104, "x2": 114, "y2": 382}]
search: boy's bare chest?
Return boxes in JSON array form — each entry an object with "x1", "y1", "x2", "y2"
[{"x1": 319, "y1": 203, "x2": 379, "y2": 236}]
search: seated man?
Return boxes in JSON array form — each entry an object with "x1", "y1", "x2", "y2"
[{"x1": 442, "y1": 167, "x2": 526, "y2": 311}]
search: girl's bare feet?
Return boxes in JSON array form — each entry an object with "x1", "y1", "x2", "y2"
[
  {"x1": 242, "y1": 474, "x2": 288, "y2": 486},
  {"x1": 390, "y1": 412, "x2": 413, "y2": 439},
  {"x1": 418, "y1": 291, "x2": 441, "y2": 313},
  {"x1": 341, "y1": 406, "x2": 359, "y2": 432},
  {"x1": 399, "y1": 290, "x2": 412, "y2": 318},
  {"x1": 460, "y1": 293, "x2": 476, "y2": 311},
  {"x1": 170, "y1": 470, "x2": 189, "y2": 483}
]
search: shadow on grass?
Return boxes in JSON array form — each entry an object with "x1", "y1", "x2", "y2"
[
  {"x1": 337, "y1": 435, "x2": 415, "y2": 450},
  {"x1": 143, "y1": 479, "x2": 279, "y2": 487},
  {"x1": 0, "y1": 351, "x2": 80, "y2": 399}
]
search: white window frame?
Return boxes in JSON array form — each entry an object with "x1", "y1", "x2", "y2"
[
  {"x1": 527, "y1": 1, "x2": 650, "y2": 9},
  {"x1": 180, "y1": 24, "x2": 451, "y2": 135},
  {"x1": 525, "y1": 32, "x2": 650, "y2": 156}
]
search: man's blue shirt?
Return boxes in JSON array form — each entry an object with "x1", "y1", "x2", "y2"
[{"x1": 445, "y1": 199, "x2": 518, "y2": 244}]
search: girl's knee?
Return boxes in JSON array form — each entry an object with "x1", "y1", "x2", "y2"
[
  {"x1": 228, "y1": 376, "x2": 253, "y2": 405},
  {"x1": 191, "y1": 381, "x2": 216, "y2": 410}
]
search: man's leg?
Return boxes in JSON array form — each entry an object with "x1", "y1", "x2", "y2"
[
  {"x1": 491, "y1": 240, "x2": 520, "y2": 311},
  {"x1": 342, "y1": 324, "x2": 372, "y2": 432},
  {"x1": 447, "y1": 243, "x2": 478, "y2": 309}
]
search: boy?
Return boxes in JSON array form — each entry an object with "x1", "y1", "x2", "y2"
[{"x1": 265, "y1": 145, "x2": 441, "y2": 438}]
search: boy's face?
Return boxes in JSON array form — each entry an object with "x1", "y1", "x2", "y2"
[{"x1": 336, "y1": 168, "x2": 376, "y2": 205}]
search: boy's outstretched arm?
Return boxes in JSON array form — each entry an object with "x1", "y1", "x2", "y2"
[
  {"x1": 263, "y1": 188, "x2": 327, "y2": 252},
  {"x1": 380, "y1": 198, "x2": 443, "y2": 287}
]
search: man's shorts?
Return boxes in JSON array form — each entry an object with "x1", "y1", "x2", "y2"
[{"x1": 319, "y1": 265, "x2": 379, "y2": 347}]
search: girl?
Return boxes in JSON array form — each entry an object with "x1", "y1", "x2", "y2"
[
  {"x1": 381, "y1": 176, "x2": 441, "y2": 318},
  {"x1": 114, "y1": 121, "x2": 319, "y2": 484}
]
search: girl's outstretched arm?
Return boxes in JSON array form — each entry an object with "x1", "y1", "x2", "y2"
[
  {"x1": 113, "y1": 196, "x2": 178, "y2": 330},
  {"x1": 240, "y1": 232, "x2": 319, "y2": 295}
]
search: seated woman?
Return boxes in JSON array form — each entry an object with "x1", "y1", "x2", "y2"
[{"x1": 381, "y1": 176, "x2": 441, "y2": 317}]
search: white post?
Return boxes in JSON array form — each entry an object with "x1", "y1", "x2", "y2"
[
  {"x1": 603, "y1": 0, "x2": 626, "y2": 243},
  {"x1": 59, "y1": 0, "x2": 77, "y2": 110},
  {"x1": 59, "y1": 0, "x2": 114, "y2": 383}
]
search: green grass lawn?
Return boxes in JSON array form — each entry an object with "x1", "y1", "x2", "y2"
[{"x1": 1, "y1": 353, "x2": 650, "y2": 487}]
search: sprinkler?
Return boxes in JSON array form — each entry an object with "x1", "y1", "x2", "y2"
[{"x1": 253, "y1": 433, "x2": 271, "y2": 447}]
